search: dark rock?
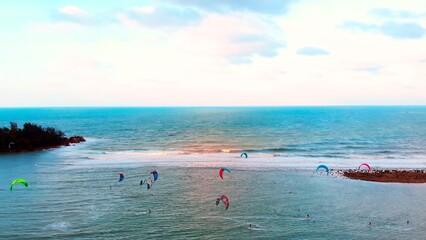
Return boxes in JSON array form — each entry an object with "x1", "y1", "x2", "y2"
[{"x1": 68, "y1": 136, "x2": 86, "y2": 144}]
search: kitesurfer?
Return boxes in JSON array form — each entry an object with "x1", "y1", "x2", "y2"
[
  {"x1": 150, "y1": 171, "x2": 158, "y2": 181},
  {"x1": 219, "y1": 168, "x2": 231, "y2": 179},
  {"x1": 316, "y1": 165, "x2": 329, "y2": 175},
  {"x1": 10, "y1": 179, "x2": 28, "y2": 192}
]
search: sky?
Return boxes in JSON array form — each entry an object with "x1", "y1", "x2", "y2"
[{"x1": 1, "y1": 0, "x2": 425, "y2": 107}]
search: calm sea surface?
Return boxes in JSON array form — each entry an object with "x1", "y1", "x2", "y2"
[
  {"x1": 0, "y1": 107, "x2": 425, "y2": 239},
  {"x1": 1, "y1": 106, "x2": 426, "y2": 158}
]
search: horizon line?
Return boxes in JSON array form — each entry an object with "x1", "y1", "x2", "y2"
[{"x1": 1, "y1": 104, "x2": 426, "y2": 108}]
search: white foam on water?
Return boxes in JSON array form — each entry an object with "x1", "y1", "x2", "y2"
[
  {"x1": 71, "y1": 151, "x2": 426, "y2": 170},
  {"x1": 45, "y1": 221, "x2": 71, "y2": 232}
]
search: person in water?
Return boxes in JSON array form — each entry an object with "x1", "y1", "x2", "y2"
[
  {"x1": 306, "y1": 214, "x2": 310, "y2": 219},
  {"x1": 148, "y1": 209, "x2": 151, "y2": 214},
  {"x1": 215, "y1": 198, "x2": 221, "y2": 206},
  {"x1": 248, "y1": 224, "x2": 253, "y2": 230}
]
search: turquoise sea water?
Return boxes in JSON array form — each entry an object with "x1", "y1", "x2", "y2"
[
  {"x1": 1, "y1": 107, "x2": 426, "y2": 239},
  {"x1": 1, "y1": 106, "x2": 426, "y2": 158}
]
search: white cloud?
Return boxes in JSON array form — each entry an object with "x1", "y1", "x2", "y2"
[
  {"x1": 58, "y1": 6, "x2": 87, "y2": 18},
  {"x1": 51, "y1": 5, "x2": 93, "y2": 25},
  {"x1": 2, "y1": 0, "x2": 426, "y2": 106},
  {"x1": 119, "y1": 5, "x2": 202, "y2": 27},
  {"x1": 131, "y1": 7, "x2": 156, "y2": 14},
  {"x1": 169, "y1": 13, "x2": 285, "y2": 64}
]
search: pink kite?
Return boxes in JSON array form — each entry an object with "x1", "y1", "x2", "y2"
[{"x1": 358, "y1": 163, "x2": 371, "y2": 171}]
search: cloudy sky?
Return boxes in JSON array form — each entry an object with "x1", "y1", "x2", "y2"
[{"x1": 1, "y1": 0, "x2": 425, "y2": 107}]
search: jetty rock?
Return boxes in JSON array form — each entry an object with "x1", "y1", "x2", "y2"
[{"x1": 68, "y1": 136, "x2": 86, "y2": 144}]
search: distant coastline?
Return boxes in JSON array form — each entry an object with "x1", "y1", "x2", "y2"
[{"x1": 0, "y1": 122, "x2": 85, "y2": 153}]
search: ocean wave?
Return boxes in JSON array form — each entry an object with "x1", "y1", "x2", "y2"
[
  {"x1": 344, "y1": 146, "x2": 366, "y2": 149},
  {"x1": 44, "y1": 221, "x2": 71, "y2": 232},
  {"x1": 35, "y1": 162, "x2": 74, "y2": 167},
  {"x1": 65, "y1": 150, "x2": 426, "y2": 171},
  {"x1": 97, "y1": 146, "x2": 317, "y2": 155},
  {"x1": 346, "y1": 154, "x2": 404, "y2": 160},
  {"x1": 244, "y1": 147, "x2": 308, "y2": 153},
  {"x1": 374, "y1": 150, "x2": 394, "y2": 154},
  {"x1": 89, "y1": 149, "x2": 425, "y2": 161},
  {"x1": 77, "y1": 141, "x2": 425, "y2": 160}
]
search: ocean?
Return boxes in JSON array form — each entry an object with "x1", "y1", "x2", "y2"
[{"x1": 0, "y1": 107, "x2": 425, "y2": 239}]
